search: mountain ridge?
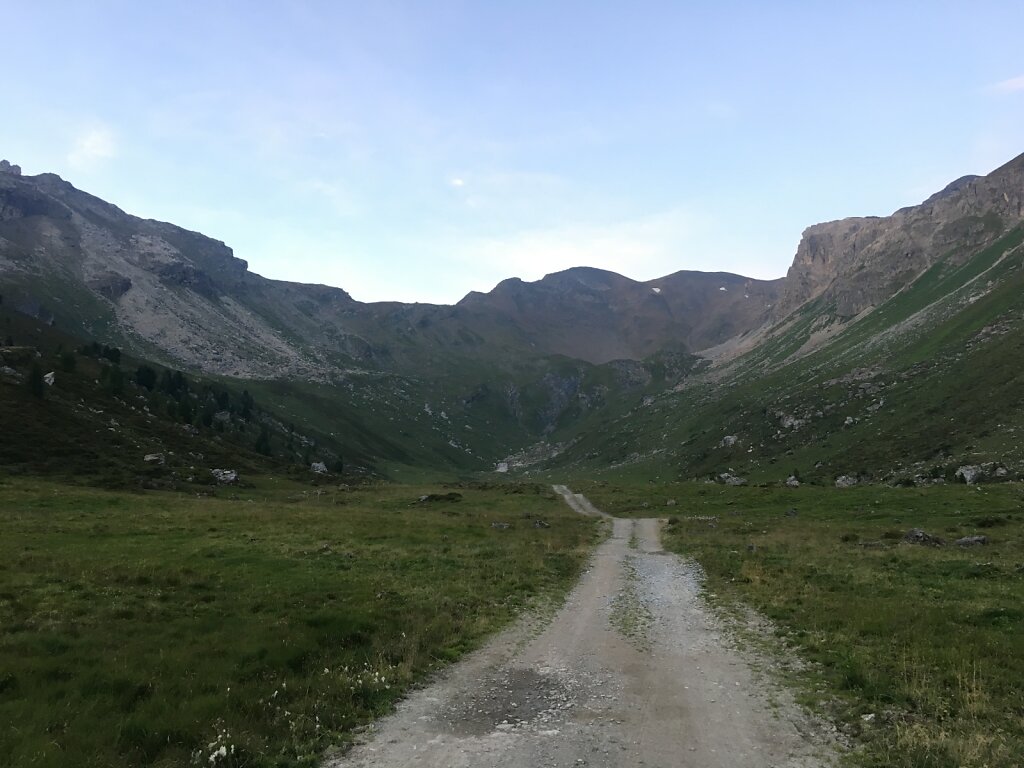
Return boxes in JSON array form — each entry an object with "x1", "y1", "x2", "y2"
[{"x1": 2, "y1": 151, "x2": 1023, "y2": 482}]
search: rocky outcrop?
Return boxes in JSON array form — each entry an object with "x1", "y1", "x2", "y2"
[
  {"x1": 0, "y1": 160, "x2": 21, "y2": 176},
  {"x1": 777, "y1": 153, "x2": 1024, "y2": 318},
  {"x1": 87, "y1": 271, "x2": 133, "y2": 301}
]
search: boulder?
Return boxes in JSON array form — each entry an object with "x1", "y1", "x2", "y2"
[
  {"x1": 902, "y1": 528, "x2": 944, "y2": 547},
  {"x1": 310, "y1": 461, "x2": 328, "y2": 474},
  {"x1": 143, "y1": 453, "x2": 165, "y2": 465},
  {"x1": 956, "y1": 535, "x2": 989, "y2": 547},
  {"x1": 719, "y1": 472, "x2": 747, "y2": 486},
  {"x1": 955, "y1": 465, "x2": 984, "y2": 485},
  {"x1": 785, "y1": 475, "x2": 800, "y2": 488},
  {"x1": 835, "y1": 475, "x2": 858, "y2": 488},
  {"x1": 720, "y1": 435, "x2": 739, "y2": 448},
  {"x1": 211, "y1": 468, "x2": 238, "y2": 485},
  {"x1": 417, "y1": 492, "x2": 462, "y2": 503},
  {"x1": 43, "y1": 371, "x2": 55, "y2": 386}
]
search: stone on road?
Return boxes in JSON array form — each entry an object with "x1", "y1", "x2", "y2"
[{"x1": 327, "y1": 486, "x2": 837, "y2": 768}]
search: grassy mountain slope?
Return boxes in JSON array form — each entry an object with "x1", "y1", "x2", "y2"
[{"x1": 542, "y1": 224, "x2": 1024, "y2": 484}]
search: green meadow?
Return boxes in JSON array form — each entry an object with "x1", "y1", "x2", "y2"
[{"x1": 0, "y1": 479, "x2": 597, "y2": 767}]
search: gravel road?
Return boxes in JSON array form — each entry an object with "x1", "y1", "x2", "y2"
[{"x1": 327, "y1": 486, "x2": 837, "y2": 768}]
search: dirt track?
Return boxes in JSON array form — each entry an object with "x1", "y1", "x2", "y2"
[{"x1": 327, "y1": 486, "x2": 837, "y2": 768}]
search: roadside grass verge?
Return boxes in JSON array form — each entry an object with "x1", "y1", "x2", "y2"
[
  {"x1": 581, "y1": 481, "x2": 1024, "y2": 768},
  {"x1": 0, "y1": 478, "x2": 596, "y2": 767}
]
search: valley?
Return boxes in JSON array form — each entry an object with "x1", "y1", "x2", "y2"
[{"x1": 1, "y1": 151, "x2": 1023, "y2": 767}]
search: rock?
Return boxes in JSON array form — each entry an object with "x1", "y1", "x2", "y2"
[
  {"x1": 491, "y1": 522, "x2": 511, "y2": 530},
  {"x1": 720, "y1": 435, "x2": 739, "y2": 448},
  {"x1": 211, "y1": 468, "x2": 238, "y2": 484},
  {"x1": 786, "y1": 508, "x2": 798, "y2": 517},
  {"x1": 87, "y1": 271, "x2": 133, "y2": 301},
  {"x1": 43, "y1": 371, "x2": 55, "y2": 386},
  {"x1": 861, "y1": 713, "x2": 876, "y2": 723},
  {"x1": 0, "y1": 159, "x2": 21, "y2": 176},
  {"x1": 0, "y1": 365, "x2": 19, "y2": 378},
  {"x1": 995, "y1": 467, "x2": 1008, "y2": 477},
  {"x1": 719, "y1": 473, "x2": 747, "y2": 486},
  {"x1": 778, "y1": 413, "x2": 805, "y2": 430},
  {"x1": 533, "y1": 520, "x2": 551, "y2": 529},
  {"x1": 902, "y1": 528, "x2": 945, "y2": 547},
  {"x1": 835, "y1": 475, "x2": 858, "y2": 488},
  {"x1": 955, "y1": 465, "x2": 984, "y2": 485},
  {"x1": 844, "y1": 416, "x2": 856, "y2": 426},
  {"x1": 417, "y1": 492, "x2": 462, "y2": 503},
  {"x1": 785, "y1": 475, "x2": 800, "y2": 488},
  {"x1": 956, "y1": 535, "x2": 989, "y2": 547},
  {"x1": 310, "y1": 461, "x2": 328, "y2": 474},
  {"x1": 495, "y1": 461, "x2": 509, "y2": 473},
  {"x1": 143, "y1": 453, "x2": 165, "y2": 465},
  {"x1": 666, "y1": 499, "x2": 677, "y2": 506}
]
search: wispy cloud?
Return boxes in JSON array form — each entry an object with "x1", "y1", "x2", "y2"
[
  {"x1": 989, "y1": 74, "x2": 1024, "y2": 94},
  {"x1": 67, "y1": 126, "x2": 117, "y2": 170}
]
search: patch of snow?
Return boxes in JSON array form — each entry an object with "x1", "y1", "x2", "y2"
[
  {"x1": 651, "y1": 287, "x2": 662, "y2": 294},
  {"x1": 719, "y1": 286, "x2": 727, "y2": 292}
]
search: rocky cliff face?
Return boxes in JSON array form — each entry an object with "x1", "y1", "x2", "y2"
[
  {"x1": 778, "y1": 153, "x2": 1024, "y2": 318},
  {"x1": 0, "y1": 166, "x2": 334, "y2": 378}
]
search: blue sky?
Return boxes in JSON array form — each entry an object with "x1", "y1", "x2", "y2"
[{"x1": 3, "y1": 1, "x2": 1023, "y2": 303}]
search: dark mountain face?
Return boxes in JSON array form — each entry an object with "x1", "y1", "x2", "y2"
[{"x1": 457, "y1": 268, "x2": 781, "y2": 364}]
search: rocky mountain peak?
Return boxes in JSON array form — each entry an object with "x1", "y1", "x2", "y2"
[
  {"x1": 776, "y1": 150, "x2": 1024, "y2": 319},
  {"x1": 0, "y1": 160, "x2": 21, "y2": 176},
  {"x1": 921, "y1": 174, "x2": 982, "y2": 206}
]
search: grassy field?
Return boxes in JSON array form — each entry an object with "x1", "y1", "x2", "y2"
[
  {"x1": 0, "y1": 478, "x2": 598, "y2": 767},
  {"x1": 581, "y1": 480, "x2": 1024, "y2": 767}
]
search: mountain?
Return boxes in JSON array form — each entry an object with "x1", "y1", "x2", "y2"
[
  {"x1": 458, "y1": 267, "x2": 780, "y2": 364},
  {"x1": 2, "y1": 151, "x2": 1023, "y2": 483},
  {"x1": 0, "y1": 164, "x2": 764, "y2": 374},
  {"x1": 777, "y1": 154, "x2": 1024, "y2": 321}
]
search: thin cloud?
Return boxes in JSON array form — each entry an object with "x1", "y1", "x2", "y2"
[
  {"x1": 67, "y1": 126, "x2": 117, "y2": 170},
  {"x1": 449, "y1": 177, "x2": 465, "y2": 187},
  {"x1": 989, "y1": 74, "x2": 1024, "y2": 94}
]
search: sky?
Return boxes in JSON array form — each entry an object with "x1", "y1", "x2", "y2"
[{"x1": 3, "y1": 1, "x2": 1023, "y2": 304}]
